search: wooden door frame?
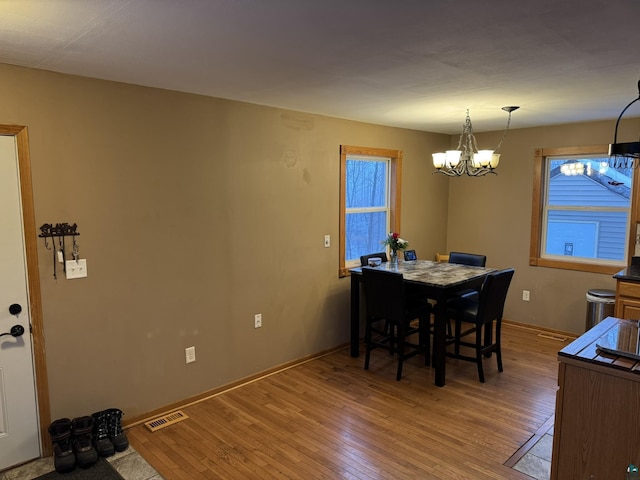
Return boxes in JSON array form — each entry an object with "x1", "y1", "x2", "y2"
[{"x1": 1, "y1": 124, "x2": 51, "y2": 457}]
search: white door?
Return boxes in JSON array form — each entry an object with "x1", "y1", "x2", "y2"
[{"x1": 0, "y1": 134, "x2": 40, "y2": 469}]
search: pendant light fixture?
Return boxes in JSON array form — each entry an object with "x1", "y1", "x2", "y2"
[
  {"x1": 433, "y1": 106, "x2": 519, "y2": 177},
  {"x1": 608, "y1": 79, "x2": 640, "y2": 168}
]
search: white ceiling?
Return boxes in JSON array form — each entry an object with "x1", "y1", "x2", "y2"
[{"x1": 1, "y1": 0, "x2": 639, "y2": 134}]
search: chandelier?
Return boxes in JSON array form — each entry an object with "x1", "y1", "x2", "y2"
[
  {"x1": 432, "y1": 106, "x2": 519, "y2": 177},
  {"x1": 560, "y1": 160, "x2": 587, "y2": 176},
  {"x1": 608, "y1": 79, "x2": 640, "y2": 169}
]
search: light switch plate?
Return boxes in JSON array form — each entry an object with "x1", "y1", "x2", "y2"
[
  {"x1": 66, "y1": 259, "x2": 88, "y2": 279},
  {"x1": 185, "y1": 346, "x2": 196, "y2": 364}
]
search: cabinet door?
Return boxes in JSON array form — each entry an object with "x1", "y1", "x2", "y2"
[
  {"x1": 615, "y1": 297, "x2": 640, "y2": 320},
  {"x1": 553, "y1": 364, "x2": 640, "y2": 479}
]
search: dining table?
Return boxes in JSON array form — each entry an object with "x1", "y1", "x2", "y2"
[{"x1": 350, "y1": 259, "x2": 496, "y2": 387}]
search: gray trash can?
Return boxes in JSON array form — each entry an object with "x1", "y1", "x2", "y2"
[{"x1": 585, "y1": 289, "x2": 615, "y2": 331}]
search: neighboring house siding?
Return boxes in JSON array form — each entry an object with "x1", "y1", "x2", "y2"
[
  {"x1": 549, "y1": 174, "x2": 629, "y2": 207},
  {"x1": 547, "y1": 210, "x2": 626, "y2": 259},
  {"x1": 548, "y1": 174, "x2": 629, "y2": 260}
]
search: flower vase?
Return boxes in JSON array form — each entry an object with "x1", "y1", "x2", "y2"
[{"x1": 390, "y1": 250, "x2": 399, "y2": 266}]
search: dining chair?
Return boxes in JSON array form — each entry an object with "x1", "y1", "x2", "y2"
[
  {"x1": 360, "y1": 252, "x2": 388, "y2": 266},
  {"x1": 445, "y1": 268, "x2": 515, "y2": 382},
  {"x1": 448, "y1": 251, "x2": 487, "y2": 267},
  {"x1": 361, "y1": 268, "x2": 431, "y2": 380},
  {"x1": 360, "y1": 251, "x2": 393, "y2": 345},
  {"x1": 448, "y1": 251, "x2": 487, "y2": 297},
  {"x1": 435, "y1": 253, "x2": 449, "y2": 263},
  {"x1": 438, "y1": 252, "x2": 489, "y2": 338}
]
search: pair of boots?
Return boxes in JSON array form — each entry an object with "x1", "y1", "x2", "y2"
[
  {"x1": 48, "y1": 416, "x2": 98, "y2": 473},
  {"x1": 48, "y1": 408, "x2": 128, "y2": 473},
  {"x1": 91, "y1": 408, "x2": 129, "y2": 458}
]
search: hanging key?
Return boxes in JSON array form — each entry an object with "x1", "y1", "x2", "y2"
[{"x1": 72, "y1": 240, "x2": 80, "y2": 261}]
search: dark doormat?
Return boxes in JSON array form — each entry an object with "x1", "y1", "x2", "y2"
[{"x1": 33, "y1": 458, "x2": 124, "y2": 480}]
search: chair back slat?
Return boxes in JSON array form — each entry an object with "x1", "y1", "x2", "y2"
[
  {"x1": 362, "y1": 268, "x2": 405, "y2": 324},
  {"x1": 448, "y1": 252, "x2": 487, "y2": 267}
]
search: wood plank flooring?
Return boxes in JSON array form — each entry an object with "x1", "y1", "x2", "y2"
[{"x1": 128, "y1": 323, "x2": 569, "y2": 479}]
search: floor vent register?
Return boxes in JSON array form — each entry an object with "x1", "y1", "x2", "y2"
[{"x1": 144, "y1": 410, "x2": 189, "y2": 432}]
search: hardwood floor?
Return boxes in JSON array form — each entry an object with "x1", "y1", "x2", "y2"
[{"x1": 128, "y1": 323, "x2": 570, "y2": 479}]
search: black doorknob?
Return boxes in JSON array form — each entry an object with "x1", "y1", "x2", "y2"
[
  {"x1": 9, "y1": 304, "x2": 22, "y2": 315},
  {"x1": 0, "y1": 325, "x2": 25, "y2": 338}
]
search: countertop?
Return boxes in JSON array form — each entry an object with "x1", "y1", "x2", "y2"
[
  {"x1": 559, "y1": 316, "x2": 640, "y2": 376},
  {"x1": 613, "y1": 265, "x2": 640, "y2": 281}
]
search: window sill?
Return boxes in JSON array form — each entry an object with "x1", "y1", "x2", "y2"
[{"x1": 529, "y1": 257, "x2": 622, "y2": 275}]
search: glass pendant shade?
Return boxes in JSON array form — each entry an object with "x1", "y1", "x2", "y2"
[
  {"x1": 446, "y1": 150, "x2": 462, "y2": 166},
  {"x1": 477, "y1": 150, "x2": 494, "y2": 166},
  {"x1": 432, "y1": 152, "x2": 446, "y2": 168},
  {"x1": 432, "y1": 150, "x2": 463, "y2": 168}
]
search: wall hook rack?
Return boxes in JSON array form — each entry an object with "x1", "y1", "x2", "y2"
[{"x1": 38, "y1": 223, "x2": 80, "y2": 279}]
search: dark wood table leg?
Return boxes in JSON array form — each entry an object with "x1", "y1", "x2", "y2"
[
  {"x1": 433, "y1": 292, "x2": 447, "y2": 387},
  {"x1": 350, "y1": 274, "x2": 360, "y2": 357}
]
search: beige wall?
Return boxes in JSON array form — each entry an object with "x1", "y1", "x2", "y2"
[
  {"x1": 5, "y1": 62, "x2": 638, "y2": 421},
  {"x1": 449, "y1": 118, "x2": 640, "y2": 334},
  {"x1": 1, "y1": 63, "x2": 450, "y2": 420}
]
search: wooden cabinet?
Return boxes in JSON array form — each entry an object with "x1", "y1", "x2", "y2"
[
  {"x1": 615, "y1": 279, "x2": 640, "y2": 319},
  {"x1": 551, "y1": 317, "x2": 640, "y2": 479}
]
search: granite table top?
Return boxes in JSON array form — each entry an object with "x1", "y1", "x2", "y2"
[{"x1": 351, "y1": 259, "x2": 496, "y2": 288}]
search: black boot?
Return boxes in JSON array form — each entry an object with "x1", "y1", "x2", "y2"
[
  {"x1": 105, "y1": 408, "x2": 129, "y2": 452},
  {"x1": 71, "y1": 416, "x2": 98, "y2": 468},
  {"x1": 91, "y1": 410, "x2": 115, "y2": 457},
  {"x1": 48, "y1": 418, "x2": 76, "y2": 473}
]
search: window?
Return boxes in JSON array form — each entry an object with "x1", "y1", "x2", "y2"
[
  {"x1": 339, "y1": 145, "x2": 402, "y2": 277},
  {"x1": 530, "y1": 145, "x2": 638, "y2": 274}
]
